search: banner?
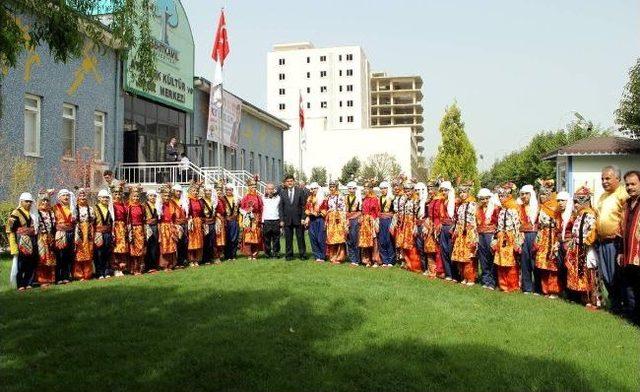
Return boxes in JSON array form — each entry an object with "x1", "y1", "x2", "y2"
[{"x1": 207, "y1": 90, "x2": 242, "y2": 149}]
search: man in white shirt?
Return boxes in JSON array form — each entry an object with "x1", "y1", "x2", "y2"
[{"x1": 262, "y1": 183, "x2": 282, "y2": 258}]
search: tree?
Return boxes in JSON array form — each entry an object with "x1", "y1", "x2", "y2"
[
  {"x1": 615, "y1": 58, "x2": 640, "y2": 138},
  {"x1": 431, "y1": 103, "x2": 479, "y2": 185},
  {"x1": 1, "y1": 0, "x2": 156, "y2": 116},
  {"x1": 339, "y1": 156, "x2": 361, "y2": 185},
  {"x1": 282, "y1": 162, "x2": 307, "y2": 183},
  {"x1": 360, "y1": 153, "x2": 402, "y2": 184},
  {"x1": 309, "y1": 166, "x2": 328, "y2": 186},
  {"x1": 481, "y1": 120, "x2": 606, "y2": 189},
  {"x1": 412, "y1": 155, "x2": 432, "y2": 182}
]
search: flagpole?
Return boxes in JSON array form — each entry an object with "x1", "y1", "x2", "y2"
[
  {"x1": 299, "y1": 91, "x2": 303, "y2": 178},
  {"x1": 218, "y1": 77, "x2": 224, "y2": 168}
]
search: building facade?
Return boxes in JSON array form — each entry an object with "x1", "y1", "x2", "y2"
[
  {"x1": 266, "y1": 42, "x2": 423, "y2": 179},
  {"x1": 193, "y1": 78, "x2": 288, "y2": 184},
  {"x1": 0, "y1": 1, "x2": 285, "y2": 199},
  {"x1": 370, "y1": 72, "x2": 424, "y2": 158},
  {"x1": 543, "y1": 136, "x2": 640, "y2": 200}
]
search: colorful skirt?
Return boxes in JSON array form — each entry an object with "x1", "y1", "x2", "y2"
[
  {"x1": 113, "y1": 221, "x2": 129, "y2": 254},
  {"x1": 452, "y1": 231, "x2": 476, "y2": 263},
  {"x1": 158, "y1": 222, "x2": 177, "y2": 255},
  {"x1": 326, "y1": 211, "x2": 346, "y2": 245},
  {"x1": 130, "y1": 225, "x2": 146, "y2": 257},
  {"x1": 535, "y1": 227, "x2": 558, "y2": 271},
  {"x1": 188, "y1": 217, "x2": 204, "y2": 250},
  {"x1": 75, "y1": 222, "x2": 94, "y2": 262},
  {"x1": 493, "y1": 231, "x2": 517, "y2": 267},
  {"x1": 358, "y1": 215, "x2": 376, "y2": 248}
]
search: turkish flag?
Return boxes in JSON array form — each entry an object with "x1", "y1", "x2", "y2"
[{"x1": 211, "y1": 10, "x2": 229, "y2": 66}]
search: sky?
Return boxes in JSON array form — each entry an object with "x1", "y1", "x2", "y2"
[{"x1": 182, "y1": 0, "x2": 639, "y2": 170}]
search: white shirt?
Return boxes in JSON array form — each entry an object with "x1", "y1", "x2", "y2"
[
  {"x1": 180, "y1": 157, "x2": 190, "y2": 170},
  {"x1": 262, "y1": 194, "x2": 281, "y2": 221}
]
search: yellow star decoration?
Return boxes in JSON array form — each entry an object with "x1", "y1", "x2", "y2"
[
  {"x1": 13, "y1": 17, "x2": 41, "y2": 81},
  {"x1": 67, "y1": 41, "x2": 103, "y2": 96}
]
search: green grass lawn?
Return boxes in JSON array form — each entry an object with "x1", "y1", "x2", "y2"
[{"x1": 1, "y1": 254, "x2": 638, "y2": 392}]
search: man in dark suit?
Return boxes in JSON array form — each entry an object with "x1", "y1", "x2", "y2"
[{"x1": 279, "y1": 175, "x2": 307, "y2": 260}]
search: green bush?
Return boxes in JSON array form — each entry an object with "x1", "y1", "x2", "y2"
[{"x1": 0, "y1": 201, "x2": 14, "y2": 253}]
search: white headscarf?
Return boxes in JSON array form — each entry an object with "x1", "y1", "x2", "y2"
[
  {"x1": 517, "y1": 184, "x2": 538, "y2": 225},
  {"x1": 415, "y1": 182, "x2": 427, "y2": 219},
  {"x1": 439, "y1": 181, "x2": 456, "y2": 219},
  {"x1": 556, "y1": 191, "x2": 574, "y2": 240},
  {"x1": 56, "y1": 188, "x2": 76, "y2": 212},
  {"x1": 97, "y1": 188, "x2": 115, "y2": 223},
  {"x1": 203, "y1": 184, "x2": 219, "y2": 210},
  {"x1": 172, "y1": 184, "x2": 188, "y2": 213},
  {"x1": 477, "y1": 188, "x2": 496, "y2": 222}
]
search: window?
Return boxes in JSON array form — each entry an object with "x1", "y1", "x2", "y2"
[
  {"x1": 94, "y1": 111, "x2": 106, "y2": 161},
  {"x1": 240, "y1": 149, "x2": 246, "y2": 170},
  {"x1": 347, "y1": 85, "x2": 353, "y2": 92},
  {"x1": 306, "y1": 87, "x2": 311, "y2": 93},
  {"x1": 320, "y1": 101, "x2": 327, "y2": 108},
  {"x1": 306, "y1": 71, "x2": 311, "y2": 79},
  {"x1": 346, "y1": 69, "x2": 353, "y2": 76},
  {"x1": 339, "y1": 54, "x2": 342, "y2": 61},
  {"x1": 320, "y1": 70, "x2": 327, "y2": 77},
  {"x1": 347, "y1": 100, "x2": 353, "y2": 107},
  {"x1": 339, "y1": 70, "x2": 343, "y2": 76},
  {"x1": 320, "y1": 55, "x2": 326, "y2": 62},
  {"x1": 339, "y1": 101, "x2": 343, "y2": 107},
  {"x1": 347, "y1": 116, "x2": 354, "y2": 122},
  {"x1": 339, "y1": 85, "x2": 343, "y2": 92},
  {"x1": 320, "y1": 86, "x2": 327, "y2": 93},
  {"x1": 306, "y1": 102, "x2": 310, "y2": 109},
  {"x1": 306, "y1": 56, "x2": 310, "y2": 63},
  {"x1": 62, "y1": 103, "x2": 76, "y2": 158},
  {"x1": 279, "y1": 103, "x2": 286, "y2": 110},
  {"x1": 346, "y1": 54, "x2": 353, "y2": 61},
  {"x1": 279, "y1": 73, "x2": 285, "y2": 80},
  {"x1": 279, "y1": 88, "x2": 285, "y2": 95},
  {"x1": 24, "y1": 94, "x2": 41, "y2": 156},
  {"x1": 339, "y1": 116, "x2": 343, "y2": 123},
  {"x1": 272, "y1": 158, "x2": 275, "y2": 181},
  {"x1": 258, "y1": 154, "x2": 263, "y2": 176},
  {"x1": 278, "y1": 58, "x2": 285, "y2": 65},
  {"x1": 249, "y1": 152, "x2": 255, "y2": 173}
]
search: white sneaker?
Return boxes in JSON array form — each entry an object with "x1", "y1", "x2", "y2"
[{"x1": 98, "y1": 276, "x2": 104, "y2": 280}]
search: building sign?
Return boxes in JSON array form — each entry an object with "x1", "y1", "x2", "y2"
[
  {"x1": 124, "y1": 0, "x2": 194, "y2": 112},
  {"x1": 207, "y1": 90, "x2": 242, "y2": 149}
]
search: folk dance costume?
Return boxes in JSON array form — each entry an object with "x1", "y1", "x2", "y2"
[
  {"x1": 492, "y1": 182, "x2": 522, "y2": 292},
  {"x1": 158, "y1": 185, "x2": 178, "y2": 270},
  {"x1": 6, "y1": 193, "x2": 37, "y2": 290},
  {"x1": 414, "y1": 182, "x2": 428, "y2": 272},
  {"x1": 438, "y1": 181, "x2": 458, "y2": 281},
  {"x1": 393, "y1": 182, "x2": 422, "y2": 272},
  {"x1": 144, "y1": 190, "x2": 160, "y2": 271},
  {"x1": 423, "y1": 181, "x2": 443, "y2": 277},
  {"x1": 620, "y1": 186, "x2": 640, "y2": 324},
  {"x1": 35, "y1": 190, "x2": 57, "y2": 285},
  {"x1": 555, "y1": 191, "x2": 574, "y2": 294},
  {"x1": 111, "y1": 184, "x2": 130, "y2": 276},
  {"x1": 72, "y1": 188, "x2": 95, "y2": 280},
  {"x1": 391, "y1": 182, "x2": 406, "y2": 265},
  {"x1": 345, "y1": 181, "x2": 362, "y2": 266},
  {"x1": 186, "y1": 182, "x2": 205, "y2": 265},
  {"x1": 94, "y1": 189, "x2": 114, "y2": 279},
  {"x1": 518, "y1": 184, "x2": 540, "y2": 294},
  {"x1": 127, "y1": 186, "x2": 147, "y2": 275},
  {"x1": 172, "y1": 184, "x2": 189, "y2": 267},
  {"x1": 201, "y1": 184, "x2": 218, "y2": 265},
  {"x1": 305, "y1": 183, "x2": 327, "y2": 262},
  {"x1": 451, "y1": 182, "x2": 479, "y2": 285},
  {"x1": 223, "y1": 184, "x2": 240, "y2": 260},
  {"x1": 214, "y1": 187, "x2": 227, "y2": 261},
  {"x1": 53, "y1": 189, "x2": 75, "y2": 283},
  {"x1": 534, "y1": 180, "x2": 561, "y2": 296},
  {"x1": 476, "y1": 188, "x2": 498, "y2": 289},
  {"x1": 377, "y1": 181, "x2": 395, "y2": 267},
  {"x1": 359, "y1": 181, "x2": 381, "y2": 267},
  {"x1": 325, "y1": 181, "x2": 347, "y2": 264},
  {"x1": 565, "y1": 186, "x2": 599, "y2": 307},
  {"x1": 240, "y1": 180, "x2": 264, "y2": 259}
]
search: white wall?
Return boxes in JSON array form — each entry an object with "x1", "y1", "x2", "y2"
[
  {"x1": 568, "y1": 155, "x2": 639, "y2": 200},
  {"x1": 286, "y1": 126, "x2": 412, "y2": 180}
]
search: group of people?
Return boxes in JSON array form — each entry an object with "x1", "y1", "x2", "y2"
[{"x1": 5, "y1": 167, "x2": 640, "y2": 324}]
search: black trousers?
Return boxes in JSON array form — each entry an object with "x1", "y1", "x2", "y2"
[
  {"x1": 177, "y1": 224, "x2": 188, "y2": 266},
  {"x1": 55, "y1": 231, "x2": 75, "y2": 282},
  {"x1": 145, "y1": 225, "x2": 159, "y2": 270},
  {"x1": 202, "y1": 223, "x2": 216, "y2": 263},
  {"x1": 263, "y1": 220, "x2": 281, "y2": 257},
  {"x1": 284, "y1": 224, "x2": 306, "y2": 259},
  {"x1": 94, "y1": 232, "x2": 113, "y2": 278},
  {"x1": 16, "y1": 237, "x2": 37, "y2": 288}
]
